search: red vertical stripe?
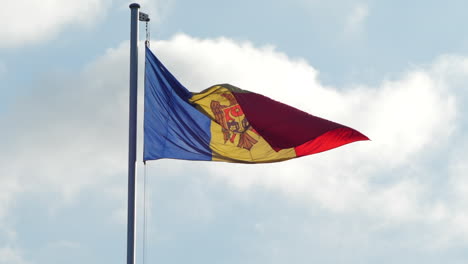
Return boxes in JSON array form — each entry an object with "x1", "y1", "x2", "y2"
[
  {"x1": 295, "y1": 127, "x2": 369, "y2": 156},
  {"x1": 232, "y1": 91, "x2": 367, "y2": 150}
]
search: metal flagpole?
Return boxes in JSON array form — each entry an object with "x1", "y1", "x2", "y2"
[
  {"x1": 127, "y1": 3, "x2": 140, "y2": 264},
  {"x1": 127, "y1": 3, "x2": 150, "y2": 264}
]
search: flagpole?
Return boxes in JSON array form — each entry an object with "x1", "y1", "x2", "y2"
[{"x1": 127, "y1": 3, "x2": 140, "y2": 264}]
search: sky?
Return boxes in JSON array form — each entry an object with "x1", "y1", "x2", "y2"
[{"x1": 1, "y1": 0, "x2": 468, "y2": 263}]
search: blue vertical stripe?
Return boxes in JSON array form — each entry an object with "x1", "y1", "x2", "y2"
[{"x1": 144, "y1": 47, "x2": 212, "y2": 161}]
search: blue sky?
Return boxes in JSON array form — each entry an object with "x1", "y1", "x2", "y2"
[{"x1": 1, "y1": 0, "x2": 468, "y2": 263}]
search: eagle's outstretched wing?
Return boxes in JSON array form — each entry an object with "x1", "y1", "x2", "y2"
[{"x1": 210, "y1": 100, "x2": 230, "y2": 143}]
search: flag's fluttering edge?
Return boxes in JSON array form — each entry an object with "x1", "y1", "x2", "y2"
[{"x1": 144, "y1": 47, "x2": 369, "y2": 163}]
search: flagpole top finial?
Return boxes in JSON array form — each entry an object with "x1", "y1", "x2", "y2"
[{"x1": 129, "y1": 3, "x2": 140, "y2": 8}]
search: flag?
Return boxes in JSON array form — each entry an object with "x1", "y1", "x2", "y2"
[{"x1": 144, "y1": 47, "x2": 369, "y2": 163}]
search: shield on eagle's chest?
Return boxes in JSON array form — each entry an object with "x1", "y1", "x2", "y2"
[{"x1": 210, "y1": 93, "x2": 258, "y2": 150}]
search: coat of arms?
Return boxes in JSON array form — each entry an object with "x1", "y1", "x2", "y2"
[{"x1": 210, "y1": 93, "x2": 258, "y2": 150}]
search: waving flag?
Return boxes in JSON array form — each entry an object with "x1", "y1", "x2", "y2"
[{"x1": 144, "y1": 47, "x2": 368, "y2": 163}]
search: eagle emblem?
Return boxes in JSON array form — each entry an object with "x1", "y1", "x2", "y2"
[{"x1": 210, "y1": 93, "x2": 258, "y2": 150}]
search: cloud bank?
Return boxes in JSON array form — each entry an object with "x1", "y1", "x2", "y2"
[
  {"x1": 2, "y1": 33, "x2": 468, "y2": 263},
  {"x1": 0, "y1": 0, "x2": 110, "y2": 48},
  {"x1": 144, "y1": 34, "x2": 466, "y2": 246}
]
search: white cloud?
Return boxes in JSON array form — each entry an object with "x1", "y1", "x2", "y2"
[
  {"x1": 0, "y1": 43, "x2": 130, "y2": 215},
  {"x1": 0, "y1": 0, "x2": 110, "y2": 48},
  {"x1": 0, "y1": 42, "x2": 131, "y2": 262},
  {"x1": 150, "y1": 34, "x2": 467, "y2": 245},
  {"x1": 2, "y1": 33, "x2": 468, "y2": 255}
]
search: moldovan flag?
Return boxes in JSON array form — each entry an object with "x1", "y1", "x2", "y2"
[{"x1": 144, "y1": 47, "x2": 369, "y2": 163}]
